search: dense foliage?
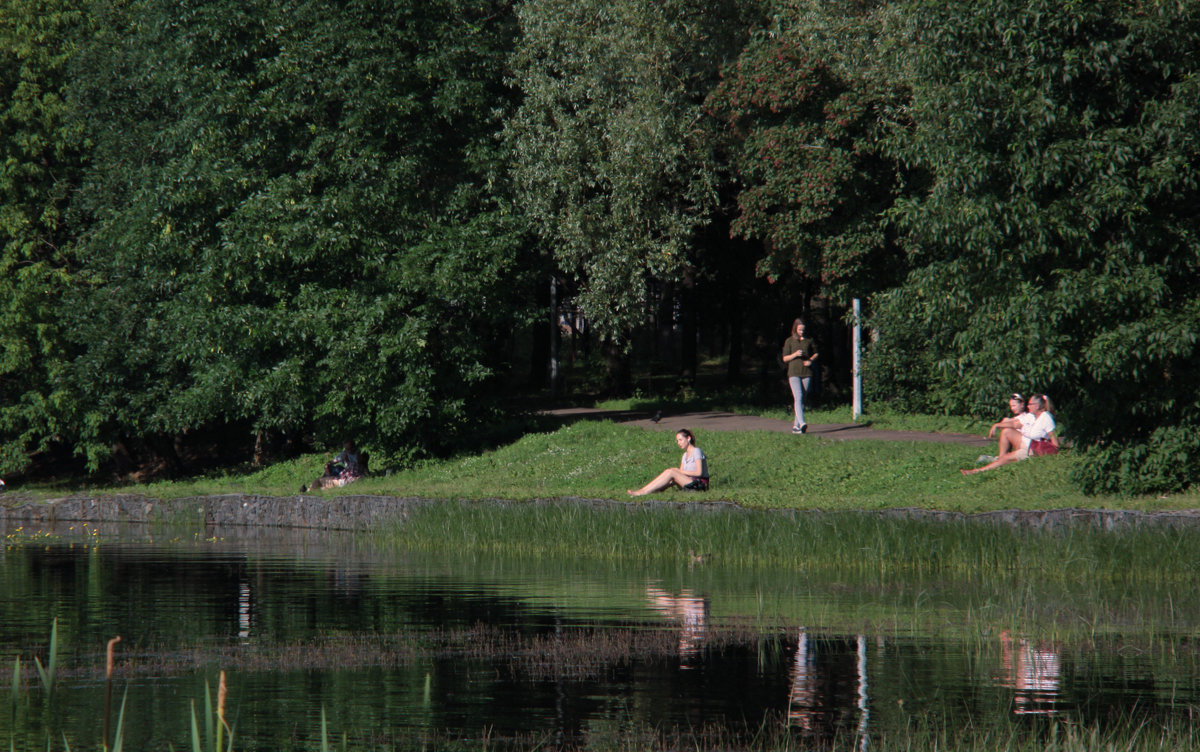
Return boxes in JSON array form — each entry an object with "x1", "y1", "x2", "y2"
[
  {"x1": 0, "y1": 0, "x2": 86, "y2": 472},
  {"x1": 706, "y1": 1, "x2": 905, "y2": 300},
  {"x1": 3, "y1": 0, "x2": 537, "y2": 474},
  {"x1": 505, "y1": 0, "x2": 755, "y2": 341},
  {"x1": 1, "y1": 0, "x2": 1196, "y2": 494},
  {"x1": 869, "y1": 0, "x2": 1200, "y2": 494}
]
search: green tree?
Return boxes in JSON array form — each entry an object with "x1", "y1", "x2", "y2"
[
  {"x1": 869, "y1": 0, "x2": 1200, "y2": 493},
  {"x1": 62, "y1": 0, "x2": 535, "y2": 471},
  {"x1": 505, "y1": 0, "x2": 756, "y2": 354},
  {"x1": 706, "y1": 0, "x2": 906, "y2": 302},
  {"x1": 0, "y1": 0, "x2": 88, "y2": 474}
]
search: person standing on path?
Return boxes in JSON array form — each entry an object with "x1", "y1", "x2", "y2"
[{"x1": 782, "y1": 318, "x2": 819, "y2": 434}]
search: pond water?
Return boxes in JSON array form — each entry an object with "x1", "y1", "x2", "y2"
[{"x1": 2, "y1": 522, "x2": 1197, "y2": 750}]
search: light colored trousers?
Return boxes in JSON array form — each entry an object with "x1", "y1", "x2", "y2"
[{"x1": 788, "y1": 376, "x2": 810, "y2": 428}]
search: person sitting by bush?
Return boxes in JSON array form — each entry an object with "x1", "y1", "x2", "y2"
[
  {"x1": 963, "y1": 395, "x2": 1056, "y2": 475},
  {"x1": 302, "y1": 440, "x2": 368, "y2": 492}
]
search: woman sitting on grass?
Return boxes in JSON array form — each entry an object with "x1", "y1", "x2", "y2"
[
  {"x1": 980, "y1": 392, "x2": 1038, "y2": 459},
  {"x1": 628, "y1": 429, "x2": 709, "y2": 496},
  {"x1": 964, "y1": 395, "x2": 1056, "y2": 475}
]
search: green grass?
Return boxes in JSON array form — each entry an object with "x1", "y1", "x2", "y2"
[{"x1": 23, "y1": 418, "x2": 1198, "y2": 512}]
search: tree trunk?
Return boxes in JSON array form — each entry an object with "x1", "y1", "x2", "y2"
[
  {"x1": 726, "y1": 282, "x2": 743, "y2": 384},
  {"x1": 603, "y1": 338, "x2": 632, "y2": 397},
  {"x1": 679, "y1": 266, "x2": 697, "y2": 384}
]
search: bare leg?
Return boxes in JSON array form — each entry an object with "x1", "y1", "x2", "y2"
[
  {"x1": 310, "y1": 474, "x2": 340, "y2": 490},
  {"x1": 963, "y1": 449, "x2": 1023, "y2": 475},
  {"x1": 997, "y1": 427, "x2": 1023, "y2": 456},
  {"x1": 629, "y1": 468, "x2": 696, "y2": 496}
]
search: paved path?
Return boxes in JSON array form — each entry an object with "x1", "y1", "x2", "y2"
[{"x1": 542, "y1": 407, "x2": 991, "y2": 448}]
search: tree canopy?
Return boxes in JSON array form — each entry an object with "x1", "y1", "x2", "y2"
[
  {"x1": 869, "y1": 0, "x2": 1200, "y2": 493},
  {"x1": 0, "y1": 0, "x2": 87, "y2": 472},
  {"x1": 706, "y1": 1, "x2": 906, "y2": 300},
  {"x1": 4, "y1": 0, "x2": 537, "y2": 473},
  {"x1": 2, "y1": 0, "x2": 1197, "y2": 495},
  {"x1": 505, "y1": 0, "x2": 755, "y2": 341}
]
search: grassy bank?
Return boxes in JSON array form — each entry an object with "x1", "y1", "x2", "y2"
[{"x1": 75, "y1": 416, "x2": 1198, "y2": 512}]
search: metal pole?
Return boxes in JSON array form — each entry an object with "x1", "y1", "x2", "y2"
[
  {"x1": 550, "y1": 275, "x2": 559, "y2": 400},
  {"x1": 852, "y1": 298, "x2": 862, "y2": 420}
]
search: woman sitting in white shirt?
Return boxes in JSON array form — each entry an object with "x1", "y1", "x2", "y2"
[
  {"x1": 963, "y1": 395, "x2": 1056, "y2": 475},
  {"x1": 628, "y1": 429, "x2": 710, "y2": 495}
]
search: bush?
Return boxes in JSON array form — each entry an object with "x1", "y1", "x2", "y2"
[{"x1": 1072, "y1": 424, "x2": 1200, "y2": 496}]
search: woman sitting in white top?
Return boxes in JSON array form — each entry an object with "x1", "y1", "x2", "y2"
[
  {"x1": 987, "y1": 393, "x2": 1033, "y2": 449},
  {"x1": 628, "y1": 429, "x2": 710, "y2": 496},
  {"x1": 963, "y1": 395, "x2": 1056, "y2": 475}
]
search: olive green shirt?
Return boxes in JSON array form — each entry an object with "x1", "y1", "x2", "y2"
[{"x1": 782, "y1": 336, "x2": 817, "y2": 379}]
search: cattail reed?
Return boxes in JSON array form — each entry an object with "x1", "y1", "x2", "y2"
[{"x1": 104, "y1": 635, "x2": 121, "y2": 749}]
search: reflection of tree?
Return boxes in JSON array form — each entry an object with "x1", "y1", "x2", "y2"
[
  {"x1": 645, "y1": 587, "x2": 709, "y2": 667},
  {"x1": 998, "y1": 630, "x2": 1061, "y2": 716}
]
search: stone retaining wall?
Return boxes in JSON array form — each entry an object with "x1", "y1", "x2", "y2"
[
  {"x1": 2, "y1": 494, "x2": 1199, "y2": 533},
  {"x1": 0, "y1": 494, "x2": 434, "y2": 532},
  {"x1": 875, "y1": 506, "x2": 1200, "y2": 531}
]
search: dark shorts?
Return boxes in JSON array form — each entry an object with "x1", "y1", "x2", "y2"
[{"x1": 682, "y1": 477, "x2": 709, "y2": 491}]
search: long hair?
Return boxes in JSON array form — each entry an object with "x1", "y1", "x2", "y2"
[
  {"x1": 791, "y1": 318, "x2": 805, "y2": 338},
  {"x1": 676, "y1": 429, "x2": 696, "y2": 446},
  {"x1": 1030, "y1": 394, "x2": 1055, "y2": 415}
]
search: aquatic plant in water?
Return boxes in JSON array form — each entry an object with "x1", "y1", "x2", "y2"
[{"x1": 190, "y1": 671, "x2": 234, "y2": 752}]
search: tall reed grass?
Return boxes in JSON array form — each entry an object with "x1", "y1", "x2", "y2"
[
  {"x1": 4, "y1": 620, "x2": 241, "y2": 752},
  {"x1": 375, "y1": 500, "x2": 1200, "y2": 641},
  {"x1": 32, "y1": 618, "x2": 58, "y2": 698},
  {"x1": 380, "y1": 500, "x2": 1200, "y2": 581}
]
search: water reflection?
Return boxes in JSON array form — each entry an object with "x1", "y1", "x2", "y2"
[
  {"x1": 787, "y1": 630, "x2": 870, "y2": 747},
  {"x1": 855, "y1": 636, "x2": 869, "y2": 751},
  {"x1": 998, "y1": 630, "x2": 1061, "y2": 716},
  {"x1": 238, "y1": 580, "x2": 252, "y2": 641},
  {"x1": 645, "y1": 586, "x2": 708, "y2": 666},
  {"x1": 0, "y1": 526, "x2": 1196, "y2": 750}
]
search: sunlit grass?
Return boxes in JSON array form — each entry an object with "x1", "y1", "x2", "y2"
[{"x1": 31, "y1": 419, "x2": 1196, "y2": 512}]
